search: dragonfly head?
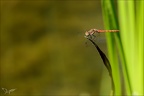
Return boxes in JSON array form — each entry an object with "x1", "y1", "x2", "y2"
[{"x1": 84, "y1": 31, "x2": 90, "y2": 38}]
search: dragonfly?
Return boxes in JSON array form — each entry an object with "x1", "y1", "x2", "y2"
[{"x1": 85, "y1": 29, "x2": 119, "y2": 39}]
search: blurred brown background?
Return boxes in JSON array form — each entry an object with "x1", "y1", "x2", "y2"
[{"x1": 1, "y1": 0, "x2": 111, "y2": 96}]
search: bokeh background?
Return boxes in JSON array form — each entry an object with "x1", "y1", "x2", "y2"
[{"x1": 1, "y1": 0, "x2": 111, "y2": 96}]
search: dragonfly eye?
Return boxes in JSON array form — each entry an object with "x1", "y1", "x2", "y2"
[
  {"x1": 84, "y1": 31, "x2": 90, "y2": 38},
  {"x1": 85, "y1": 31, "x2": 89, "y2": 36}
]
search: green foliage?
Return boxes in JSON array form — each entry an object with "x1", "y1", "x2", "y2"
[{"x1": 101, "y1": 0, "x2": 143, "y2": 95}]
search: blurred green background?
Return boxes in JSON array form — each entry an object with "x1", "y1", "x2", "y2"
[{"x1": 1, "y1": 0, "x2": 111, "y2": 95}]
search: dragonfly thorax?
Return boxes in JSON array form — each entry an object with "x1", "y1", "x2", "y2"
[{"x1": 85, "y1": 29, "x2": 98, "y2": 39}]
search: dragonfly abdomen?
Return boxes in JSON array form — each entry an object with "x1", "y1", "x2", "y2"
[{"x1": 97, "y1": 30, "x2": 119, "y2": 32}]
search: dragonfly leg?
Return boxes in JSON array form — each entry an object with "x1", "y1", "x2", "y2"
[
  {"x1": 85, "y1": 34, "x2": 92, "y2": 39},
  {"x1": 92, "y1": 34, "x2": 96, "y2": 39}
]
